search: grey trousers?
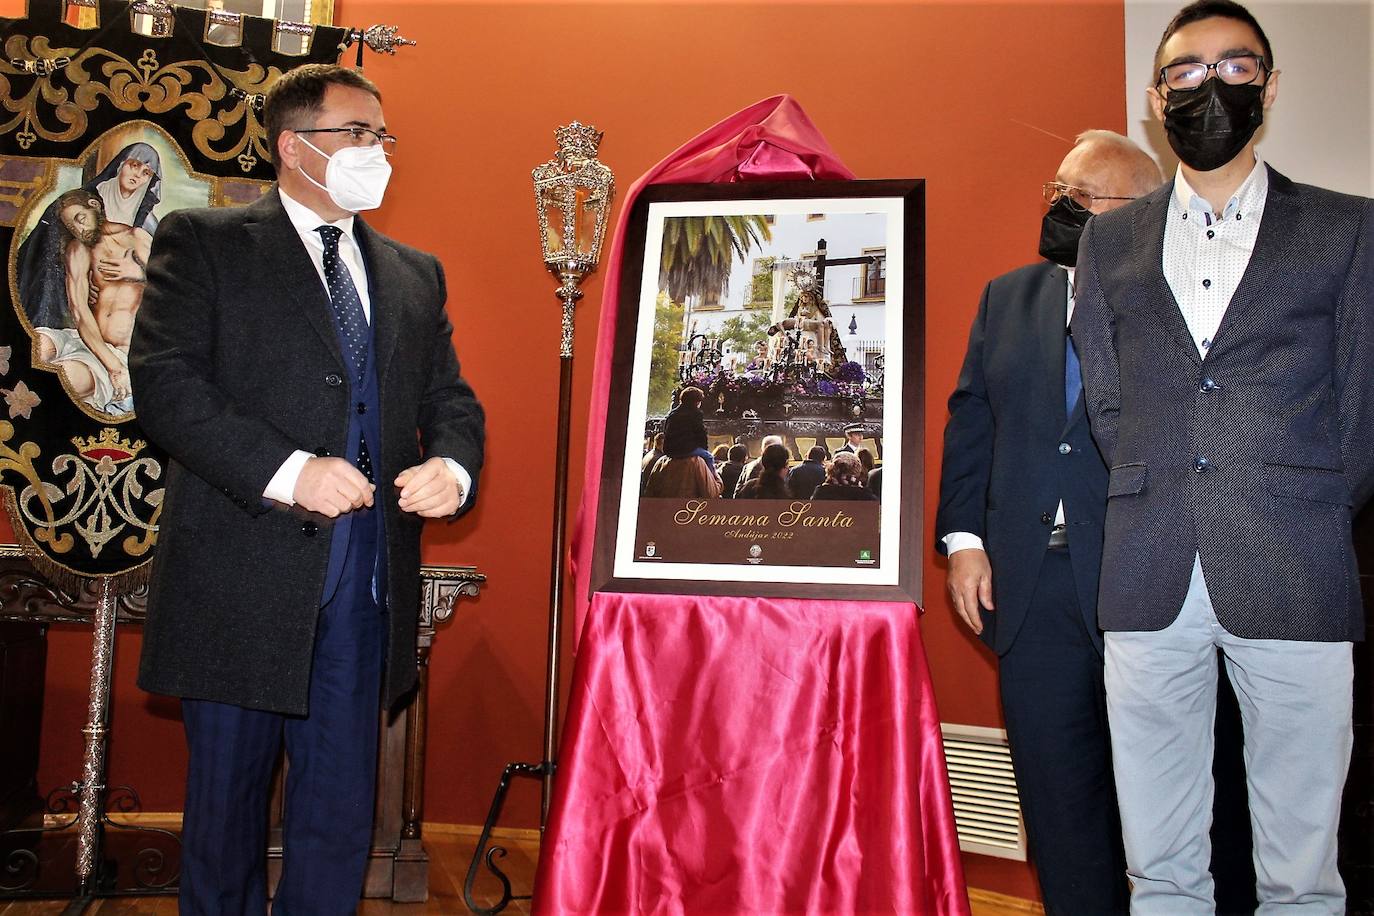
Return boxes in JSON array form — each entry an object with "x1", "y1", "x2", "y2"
[{"x1": 1104, "y1": 554, "x2": 1353, "y2": 915}]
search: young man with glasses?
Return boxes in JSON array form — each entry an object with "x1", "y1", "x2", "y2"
[
  {"x1": 1071, "y1": 1, "x2": 1374, "y2": 911},
  {"x1": 131, "y1": 64, "x2": 485, "y2": 913},
  {"x1": 937, "y1": 130, "x2": 1161, "y2": 915}
]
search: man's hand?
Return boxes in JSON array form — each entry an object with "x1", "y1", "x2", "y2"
[
  {"x1": 947, "y1": 548, "x2": 995, "y2": 635},
  {"x1": 396, "y1": 456, "x2": 461, "y2": 517},
  {"x1": 294, "y1": 456, "x2": 374, "y2": 518}
]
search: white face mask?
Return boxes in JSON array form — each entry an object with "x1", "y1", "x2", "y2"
[{"x1": 298, "y1": 135, "x2": 392, "y2": 212}]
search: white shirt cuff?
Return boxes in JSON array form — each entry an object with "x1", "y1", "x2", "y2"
[
  {"x1": 266, "y1": 452, "x2": 470, "y2": 510},
  {"x1": 263, "y1": 449, "x2": 313, "y2": 506},
  {"x1": 942, "y1": 532, "x2": 985, "y2": 554},
  {"x1": 442, "y1": 458, "x2": 472, "y2": 509}
]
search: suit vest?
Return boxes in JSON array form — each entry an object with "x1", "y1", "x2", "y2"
[{"x1": 319, "y1": 249, "x2": 386, "y2": 609}]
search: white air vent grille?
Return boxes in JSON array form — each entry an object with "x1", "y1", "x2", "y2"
[{"x1": 941, "y1": 723, "x2": 1027, "y2": 861}]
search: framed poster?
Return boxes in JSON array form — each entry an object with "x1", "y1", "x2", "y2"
[{"x1": 591, "y1": 180, "x2": 924, "y2": 602}]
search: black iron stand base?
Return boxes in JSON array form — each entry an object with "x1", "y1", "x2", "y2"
[
  {"x1": 0, "y1": 784, "x2": 181, "y2": 901},
  {"x1": 462, "y1": 760, "x2": 551, "y2": 915}
]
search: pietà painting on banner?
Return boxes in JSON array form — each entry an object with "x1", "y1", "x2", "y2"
[{"x1": 0, "y1": 0, "x2": 345, "y2": 588}]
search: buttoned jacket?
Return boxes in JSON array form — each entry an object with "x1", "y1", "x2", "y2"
[
  {"x1": 1071, "y1": 167, "x2": 1373, "y2": 640},
  {"x1": 937, "y1": 262, "x2": 1109, "y2": 654}
]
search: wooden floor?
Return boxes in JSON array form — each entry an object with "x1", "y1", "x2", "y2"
[{"x1": 0, "y1": 827, "x2": 1036, "y2": 915}]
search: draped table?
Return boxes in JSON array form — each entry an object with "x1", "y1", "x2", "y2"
[
  {"x1": 538, "y1": 94, "x2": 968, "y2": 914},
  {"x1": 533, "y1": 593, "x2": 969, "y2": 914}
]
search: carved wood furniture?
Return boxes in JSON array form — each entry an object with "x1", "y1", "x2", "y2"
[{"x1": 0, "y1": 545, "x2": 482, "y2": 902}]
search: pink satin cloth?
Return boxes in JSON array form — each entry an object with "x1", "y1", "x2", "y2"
[
  {"x1": 533, "y1": 593, "x2": 971, "y2": 914},
  {"x1": 539, "y1": 97, "x2": 969, "y2": 913}
]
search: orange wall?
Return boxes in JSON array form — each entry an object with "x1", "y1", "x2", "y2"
[{"x1": 23, "y1": 0, "x2": 1126, "y2": 901}]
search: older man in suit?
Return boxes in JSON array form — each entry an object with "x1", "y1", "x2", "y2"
[
  {"x1": 131, "y1": 64, "x2": 484, "y2": 914},
  {"x1": 1071, "y1": 1, "x2": 1374, "y2": 910},
  {"x1": 937, "y1": 130, "x2": 1162, "y2": 914}
]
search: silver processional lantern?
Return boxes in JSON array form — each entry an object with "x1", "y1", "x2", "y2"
[
  {"x1": 532, "y1": 121, "x2": 615, "y2": 357},
  {"x1": 463, "y1": 123, "x2": 614, "y2": 915}
]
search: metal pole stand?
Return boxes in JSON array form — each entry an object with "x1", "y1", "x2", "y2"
[
  {"x1": 0, "y1": 573, "x2": 180, "y2": 906},
  {"x1": 462, "y1": 280, "x2": 581, "y2": 915}
]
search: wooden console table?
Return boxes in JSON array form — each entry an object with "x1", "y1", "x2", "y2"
[{"x1": 0, "y1": 545, "x2": 483, "y2": 902}]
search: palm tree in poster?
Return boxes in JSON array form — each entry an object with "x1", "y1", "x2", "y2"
[{"x1": 658, "y1": 215, "x2": 772, "y2": 305}]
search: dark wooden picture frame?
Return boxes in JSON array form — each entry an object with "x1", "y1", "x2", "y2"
[{"x1": 590, "y1": 180, "x2": 925, "y2": 603}]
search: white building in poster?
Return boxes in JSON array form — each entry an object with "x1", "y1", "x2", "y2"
[{"x1": 681, "y1": 211, "x2": 888, "y2": 376}]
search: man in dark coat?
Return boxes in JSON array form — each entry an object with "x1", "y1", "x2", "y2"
[
  {"x1": 129, "y1": 64, "x2": 484, "y2": 914},
  {"x1": 787, "y1": 446, "x2": 827, "y2": 499},
  {"x1": 661, "y1": 385, "x2": 713, "y2": 470},
  {"x1": 937, "y1": 130, "x2": 1162, "y2": 914},
  {"x1": 718, "y1": 442, "x2": 748, "y2": 499},
  {"x1": 1072, "y1": 2, "x2": 1374, "y2": 909}
]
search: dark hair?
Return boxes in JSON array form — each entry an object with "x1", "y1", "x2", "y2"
[
  {"x1": 856, "y1": 447, "x2": 875, "y2": 471},
  {"x1": 728, "y1": 444, "x2": 749, "y2": 463},
  {"x1": 56, "y1": 188, "x2": 102, "y2": 215},
  {"x1": 264, "y1": 64, "x2": 382, "y2": 168},
  {"x1": 760, "y1": 443, "x2": 790, "y2": 475},
  {"x1": 55, "y1": 189, "x2": 103, "y2": 241},
  {"x1": 807, "y1": 446, "x2": 828, "y2": 463},
  {"x1": 712, "y1": 443, "x2": 730, "y2": 461},
  {"x1": 1156, "y1": 0, "x2": 1273, "y2": 73},
  {"x1": 679, "y1": 386, "x2": 705, "y2": 408}
]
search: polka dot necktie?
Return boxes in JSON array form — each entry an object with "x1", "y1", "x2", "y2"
[
  {"x1": 316, "y1": 225, "x2": 374, "y2": 484},
  {"x1": 315, "y1": 225, "x2": 369, "y2": 381}
]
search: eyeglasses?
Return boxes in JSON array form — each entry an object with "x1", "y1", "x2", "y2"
[
  {"x1": 1042, "y1": 182, "x2": 1135, "y2": 212},
  {"x1": 1157, "y1": 54, "x2": 1268, "y2": 92},
  {"x1": 294, "y1": 126, "x2": 398, "y2": 155}
]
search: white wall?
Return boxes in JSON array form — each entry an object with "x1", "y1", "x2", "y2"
[{"x1": 1124, "y1": 0, "x2": 1373, "y2": 197}]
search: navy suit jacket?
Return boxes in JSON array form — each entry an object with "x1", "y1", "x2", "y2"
[
  {"x1": 1071, "y1": 167, "x2": 1374, "y2": 641},
  {"x1": 936, "y1": 262, "x2": 1109, "y2": 655}
]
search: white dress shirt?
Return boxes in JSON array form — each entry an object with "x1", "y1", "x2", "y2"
[
  {"x1": 263, "y1": 189, "x2": 470, "y2": 507},
  {"x1": 1163, "y1": 156, "x2": 1268, "y2": 357}
]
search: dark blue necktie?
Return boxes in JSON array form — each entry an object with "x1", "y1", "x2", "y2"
[
  {"x1": 315, "y1": 225, "x2": 368, "y2": 381},
  {"x1": 1065, "y1": 328, "x2": 1082, "y2": 416},
  {"x1": 315, "y1": 225, "x2": 374, "y2": 483}
]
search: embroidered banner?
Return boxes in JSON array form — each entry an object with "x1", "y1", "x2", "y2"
[{"x1": 1, "y1": 0, "x2": 346, "y2": 588}]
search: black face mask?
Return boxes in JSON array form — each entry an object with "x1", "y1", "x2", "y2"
[
  {"x1": 1163, "y1": 78, "x2": 1265, "y2": 171},
  {"x1": 1038, "y1": 197, "x2": 1092, "y2": 268}
]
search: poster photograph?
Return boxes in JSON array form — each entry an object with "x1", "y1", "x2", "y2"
[{"x1": 592, "y1": 180, "x2": 924, "y2": 601}]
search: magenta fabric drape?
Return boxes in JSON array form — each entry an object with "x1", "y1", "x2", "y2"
[
  {"x1": 541, "y1": 96, "x2": 970, "y2": 914},
  {"x1": 533, "y1": 594, "x2": 971, "y2": 914}
]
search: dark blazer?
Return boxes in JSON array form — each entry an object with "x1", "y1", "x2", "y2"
[
  {"x1": 662, "y1": 404, "x2": 707, "y2": 457},
  {"x1": 130, "y1": 189, "x2": 485, "y2": 714},
  {"x1": 718, "y1": 459, "x2": 745, "y2": 499},
  {"x1": 787, "y1": 459, "x2": 826, "y2": 500},
  {"x1": 936, "y1": 262, "x2": 1108, "y2": 655},
  {"x1": 1071, "y1": 167, "x2": 1374, "y2": 641}
]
